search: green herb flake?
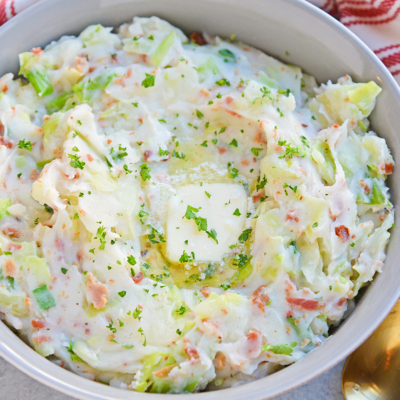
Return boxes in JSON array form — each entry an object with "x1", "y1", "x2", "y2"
[
  {"x1": 141, "y1": 73, "x2": 155, "y2": 88},
  {"x1": 17, "y1": 139, "x2": 33, "y2": 151}
]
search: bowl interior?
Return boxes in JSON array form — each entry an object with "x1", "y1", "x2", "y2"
[{"x1": 0, "y1": 0, "x2": 399, "y2": 399}]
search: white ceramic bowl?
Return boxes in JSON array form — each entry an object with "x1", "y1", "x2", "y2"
[{"x1": 0, "y1": 0, "x2": 399, "y2": 399}]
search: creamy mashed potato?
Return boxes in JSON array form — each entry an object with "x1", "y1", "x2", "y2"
[{"x1": 0, "y1": 16, "x2": 394, "y2": 393}]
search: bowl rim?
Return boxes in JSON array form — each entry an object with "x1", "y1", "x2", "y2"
[{"x1": 0, "y1": 0, "x2": 400, "y2": 399}]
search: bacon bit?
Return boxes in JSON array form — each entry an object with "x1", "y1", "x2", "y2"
[
  {"x1": 31, "y1": 47, "x2": 42, "y2": 54},
  {"x1": 252, "y1": 192, "x2": 263, "y2": 203},
  {"x1": 225, "y1": 109, "x2": 241, "y2": 117},
  {"x1": 286, "y1": 297, "x2": 319, "y2": 311},
  {"x1": 87, "y1": 154, "x2": 94, "y2": 162},
  {"x1": 31, "y1": 320, "x2": 45, "y2": 329},
  {"x1": 2, "y1": 85, "x2": 8, "y2": 93},
  {"x1": 85, "y1": 328, "x2": 90, "y2": 335},
  {"x1": 226, "y1": 96, "x2": 234, "y2": 105},
  {"x1": 86, "y1": 273, "x2": 109, "y2": 310},
  {"x1": 200, "y1": 286, "x2": 210, "y2": 298},
  {"x1": 337, "y1": 298, "x2": 346, "y2": 307},
  {"x1": 335, "y1": 225, "x2": 350, "y2": 243},
  {"x1": 380, "y1": 213, "x2": 387, "y2": 221},
  {"x1": 184, "y1": 343, "x2": 199, "y2": 359},
  {"x1": 25, "y1": 297, "x2": 31, "y2": 306},
  {"x1": 53, "y1": 148, "x2": 61, "y2": 155},
  {"x1": 215, "y1": 353, "x2": 226, "y2": 370},
  {"x1": 133, "y1": 271, "x2": 144, "y2": 284},
  {"x1": 253, "y1": 131, "x2": 267, "y2": 145},
  {"x1": 245, "y1": 331, "x2": 262, "y2": 357},
  {"x1": 0, "y1": 137, "x2": 13, "y2": 149},
  {"x1": 329, "y1": 210, "x2": 337, "y2": 222},
  {"x1": 243, "y1": 47, "x2": 250, "y2": 51},
  {"x1": 138, "y1": 117, "x2": 143, "y2": 124},
  {"x1": 88, "y1": 66, "x2": 97, "y2": 73},
  {"x1": 8, "y1": 243, "x2": 21, "y2": 251},
  {"x1": 286, "y1": 310, "x2": 294, "y2": 318},
  {"x1": 3, "y1": 227, "x2": 21, "y2": 238},
  {"x1": 286, "y1": 209, "x2": 299, "y2": 223},
  {"x1": 30, "y1": 169, "x2": 39, "y2": 180},
  {"x1": 55, "y1": 237, "x2": 64, "y2": 252},
  {"x1": 333, "y1": 124, "x2": 339, "y2": 128},
  {"x1": 301, "y1": 124, "x2": 308, "y2": 128},
  {"x1": 250, "y1": 285, "x2": 270, "y2": 312},
  {"x1": 126, "y1": 68, "x2": 132, "y2": 78},
  {"x1": 4, "y1": 259, "x2": 16, "y2": 277},
  {"x1": 34, "y1": 336, "x2": 51, "y2": 344},
  {"x1": 364, "y1": 185, "x2": 371, "y2": 194},
  {"x1": 189, "y1": 32, "x2": 206, "y2": 46},
  {"x1": 221, "y1": 308, "x2": 228, "y2": 315},
  {"x1": 107, "y1": 139, "x2": 112, "y2": 145},
  {"x1": 218, "y1": 147, "x2": 227, "y2": 155},
  {"x1": 384, "y1": 163, "x2": 393, "y2": 175},
  {"x1": 152, "y1": 364, "x2": 177, "y2": 378},
  {"x1": 144, "y1": 150, "x2": 152, "y2": 162},
  {"x1": 77, "y1": 250, "x2": 83, "y2": 263},
  {"x1": 241, "y1": 159, "x2": 249, "y2": 166},
  {"x1": 0, "y1": 123, "x2": 3, "y2": 136},
  {"x1": 200, "y1": 88, "x2": 210, "y2": 97}
]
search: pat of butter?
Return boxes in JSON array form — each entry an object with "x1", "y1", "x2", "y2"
[{"x1": 166, "y1": 183, "x2": 247, "y2": 262}]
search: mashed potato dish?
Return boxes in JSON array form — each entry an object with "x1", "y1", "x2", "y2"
[{"x1": 0, "y1": 17, "x2": 394, "y2": 393}]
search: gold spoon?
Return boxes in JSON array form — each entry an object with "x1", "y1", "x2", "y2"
[{"x1": 342, "y1": 299, "x2": 400, "y2": 400}]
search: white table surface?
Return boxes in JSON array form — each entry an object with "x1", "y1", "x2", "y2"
[{"x1": 0, "y1": 356, "x2": 345, "y2": 400}]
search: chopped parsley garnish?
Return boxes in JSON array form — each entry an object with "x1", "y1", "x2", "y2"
[
  {"x1": 256, "y1": 175, "x2": 267, "y2": 191},
  {"x1": 215, "y1": 78, "x2": 230, "y2": 86},
  {"x1": 218, "y1": 49, "x2": 236, "y2": 60},
  {"x1": 133, "y1": 307, "x2": 142, "y2": 320},
  {"x1": 238, "y1": 228, "x2": 252, "y2": 243},
  {"x1": 139, "y1": 164, "x2": 151, "y2": 181},
  {"x1": 300, "y1": 135, "x2": 310, "y2": 148},
  {"x1": 312, "y1": 222, "x2": 318, "y2": 228},
  {"x1": 132, "y1": 102, "x2": 138, "y2": 107},
  {"x1": 260, "y1": 86, "x2": 274, "y2": 101},
  {"x1": 32, "y1": 285, "x2": 55, "y2": 310},
  {"x1": 138, "y1": 210, "x2": 149, "y2": 218},
  {"x1": 68, "y1": 154, "x2": 85, "y2": 170},
  {"x1": 158, "y1": 147, "x2": 169, "y2": 156},
  {"x1": 118, "y1": 291, "x2": 127, "y2": 298},
  {"x1": 95, "y1": 225, "x2": 107, "y2": 250},
  {"x1": 176, "y1": 305, "x2": 188, "y2": 315},
  {"x1": 106, "y1": 319, "x2": 117, "y2": 333},
  {"x1": 233, "y1": 208, "x2": 241, "y2": 216},
  {"x1": 277, "y1": 89, "x2": 291, "y2": 97},
  {"x1": 61, "y1": 267, "x2": 68, "y2": 274},
  {"x1": 200, "y1": 141, "x2": 208, "y2": 147},
  {"x1": 138, "y1": 327, "x2": 147, "y2": 346},
  {"x1": 206, "y1": 229, "x2": 218, "y2": 244},
  {"x1": 73, "y1": 213, "x2": 79, "y2": 219},
  {"x1": 172, "y1": 150, "x2": 186, "y2": 159},
  {"x1": 179, "y1": 250, "x2": 195, "y2": 263},
  {"x1": 17, "y1": 139, "x2": 32, "y2": 151},
  {"x1": 141, "y1": 73, "x2": 155, "y2": 88},
  {"x1": 350, "y1": 242, "x2": 355, "y2": 247},
  {"x1": 251, "y1": 147, "x2": 263, "y2": 156},
  {"x1": 123, "y1": 164, "x2": 132, "y2": 174},
  {"x1": 127, "y1": 255, "x2": 137, "y2": 266},
  {"x1": 196, "y1": 109, "x2": 204, "y2": 119},
  {"x1": 212, "y1": 139, "x2": 218, "y2": 145},
  {"x1": 278, "y1": 140, "x2": 301, "y2": 159},
  {"x1": 205, "y1": 191, "x2": 211, "y2": 198},
  {"x1": 220, "y1": 283, "x2": 231, "y2": 291},
  {"x1": 229, "y1": 139, "x2": 238, "y2": 147},
  {"x1": 283, "y1": 183, "x2": 297, "y2": 193}
]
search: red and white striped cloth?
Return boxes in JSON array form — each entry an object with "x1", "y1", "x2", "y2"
[{"x1": 1, "y1": 0, "x2": 400, "y2": 83}]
